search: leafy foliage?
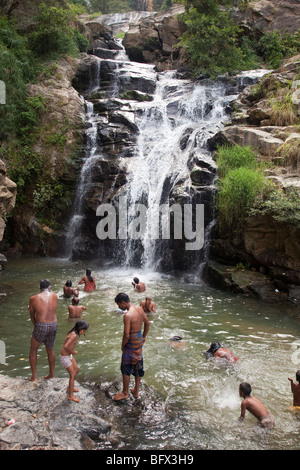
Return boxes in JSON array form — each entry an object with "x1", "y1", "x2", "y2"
[{"x1": 178, "y1": 1, "x2": 246, "y2": 78}]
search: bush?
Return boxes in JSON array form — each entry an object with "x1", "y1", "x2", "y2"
[
  {"x1": 216, "y1": 144, "x2": 257, "y2": 178},
  {"x1": 258, "y1": 30, "x2": 300, "y2": 69},
  {"x1": 251, "y1": 187, "x2": 300, "y2": 228},
  {"x1": 216, "y1": 166, "x2": 267, "y2": 228},
  {"x1": 28, "y1": 4, "x2": 78, "y2": 57}
]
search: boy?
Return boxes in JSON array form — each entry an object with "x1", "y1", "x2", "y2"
[
  {"x1": 239, "y1": 382, "x2": 275, "y2": 429},
  {"x1": 113, "y1": 292, "x2": 150, "y2": 400},
  {"x1": 68, "y1": 297, "x2": 87, "y2": 319},
  {"x1": 288, "y1": 370, "x2": 300, "y2": 408}
]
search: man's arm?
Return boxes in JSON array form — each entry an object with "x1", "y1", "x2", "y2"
[
  {"x1": 28, "y1": 297, "x2": 36, "y2": 325},
  {"x1": 142, "y1": 313, "x2": 150, "y2": 342},
  {"x1": 239, "y1": 401, "x2": 247, "y2": 421},
  {"x1": 121, "y1": 314, "x2": 130, "y2": 351}
]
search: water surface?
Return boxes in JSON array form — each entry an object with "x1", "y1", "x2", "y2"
[{"x1": 1, "y1": 256, "x2": 300, "y2": 450}]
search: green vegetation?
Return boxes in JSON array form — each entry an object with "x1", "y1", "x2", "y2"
[
  {"x1": 258, "y1": 30, "x2": 300, "y2": 69},
  {"x1": 178, "y1": 0, "x2": 245, "y2": 79},
  {"x1": 216, "y1": 144, "x2": 300, "y2": 230},
  {"x1": 216, "y1": 145, "x2": 271, "y2": 228},
  {"x1": 178, "y1": 1, "x2": 300, "y2": 79},
  {"x1": 251, "y1": 187, "x2": 300, "y2": 229},
  {"x1": 0, "y1": 2, "x2": 87, "y2": 223}
]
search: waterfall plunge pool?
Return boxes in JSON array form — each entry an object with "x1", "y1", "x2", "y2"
[{"x1": 1, "y1": 256, "x2": 300, "y2": 450}]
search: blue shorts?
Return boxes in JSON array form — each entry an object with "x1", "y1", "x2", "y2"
[{"x1": 121, "y1": 359, "x2": 144, "y2": 377}]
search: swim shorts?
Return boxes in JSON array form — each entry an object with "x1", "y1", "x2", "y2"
[
  {"x1": 32, "y1": 322, "x2": 58, "y2": 349},
  {"x1": 121, "y1": 358, "x2": 144, "y2": 377},
  {"x1": 59, "y1": 354, "x2": 73, "y2": 369}
]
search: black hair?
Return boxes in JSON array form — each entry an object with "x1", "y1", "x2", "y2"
[
  {"x1": 171, "y1": 336, "x2": 182, "y2": 342},
  {"x1": 72, "y1": 296, "x2": 80, "y2": 305},
  {"x1": 68, "y1": 320, "x2": 89, "y2": 336},
  {"x1": 86, "y1": 268, "x2": 93, "y2": 282},
  {"x1": 133, "y1": 277, "x2": 139, "y2": 284},
  {"x1": 204, "y1": 342, "x2": 222, "y2": 359},
  {"x1": 239, "y1": 382, "x2": 252, "y2": 397},
  {"x1": 40, "y1": 279, "x2": 51, "y2": 289},
  {"x1": 296, "y1": 370, "x2": 300, "y2": 383},
  {"x1": 65, "y1": 280, "x2": 72, "y2": 287},
  {"x1": 115, "y1": 292, "x2": 130, "y2": 304}
]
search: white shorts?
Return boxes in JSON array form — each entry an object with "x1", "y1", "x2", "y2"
[{"x1": 59, "y1": 354, "x2": 73, "y2": 369}]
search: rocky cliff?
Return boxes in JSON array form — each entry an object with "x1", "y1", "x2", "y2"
[
  {"x1": 204, "y1": 55, "x2": 300, "y2": 303},
  {"x1": 0, "y1": 160, "x2": 16, "y2": 272}
]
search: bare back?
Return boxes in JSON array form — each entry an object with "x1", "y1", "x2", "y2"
[
  {"x1": 29, "y1": 290, "x2": 58, "y2": 324},
  {"x1": 125, "y1": 305, "x2": 148, "y2": 334},
  {"x1": 242, "y1": 396, "x2": 270, "y2": 420}
]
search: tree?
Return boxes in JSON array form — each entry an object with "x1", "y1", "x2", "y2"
[{"x1": 179, "y1": 1, "x2": 245, "y2": 78}]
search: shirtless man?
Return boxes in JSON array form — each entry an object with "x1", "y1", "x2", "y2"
[
  {"x1": 113, "y1": 292, "x2": 150, "y2": 401},
  {"x1": 140, "y1": 296, "x2": 156, "y2": 313},
  {"x1": 68, "y1": 297, "x2": 86, "y2": 319},
  {"x1": 132, "y1": 277, "x2": 146, "y2": 293},
  {"x1": 239, "y1": 382, "x2": 275, "y2": 429},
  {"x1": 28, "y1": 279, "x2": 58, "y2": 381},
  {"x1": 204, "y1": 342, "x2": 239, "y2": 363}
]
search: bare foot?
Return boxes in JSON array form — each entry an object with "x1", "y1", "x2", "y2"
[
  {"x1": 29, "y1": 376, "x2": 38, "y2": 382},
  {"x1": 68, "y1": 395, "x2": 80, "y2": 403},
  {"x1": 113, "y1": 392, "x2": 129, "y2": 401},
  {"x1": 67, "y1": 387, "x2": 79, "y2": 393},
  {"x1": 130, "y1": 388, "x2": 139, "y2": 398},
  {"x1": 42, "y1": 374, "x2": 54, "y2": 380}
]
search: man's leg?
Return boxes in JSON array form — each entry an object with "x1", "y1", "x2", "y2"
[
  {"x1": 113, "y1": 373, "x2": 130, "y2": 400},
  {"x1": 29, "y1": 336, "x2": 41, "y2": 381},
  {"x1": 44, "y1": 346, "x2": 55, "y2": 379},
  {"x1": 131, "y1": 376, "x2": 141, "y2": 398}
]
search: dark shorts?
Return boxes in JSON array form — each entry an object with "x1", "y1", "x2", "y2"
[
  {"x1": 121, "y1": 359, "x2": 144, "y2": 377},
  {"x1": 32, "y1": 322, "x2": 58, "y2": 349}
]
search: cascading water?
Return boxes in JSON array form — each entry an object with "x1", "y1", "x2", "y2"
[
  {"x1": 122, "y1": 73, "x2": 233, "y2": 270},
  {"x1": 67, "y1": 32, "x2": 268, "y2": 272}
]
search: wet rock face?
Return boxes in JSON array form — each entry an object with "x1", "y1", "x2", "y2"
[{"x1": 0, "y1": 375, "x2": 177, "y2": 451}]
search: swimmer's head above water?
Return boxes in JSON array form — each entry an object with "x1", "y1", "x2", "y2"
[
  {"x1": 170, "y1": 336, "x2": 183, "y2": 342},
  {"x1": 204, "y1": 342, "x2": 222, "y2": 359}
]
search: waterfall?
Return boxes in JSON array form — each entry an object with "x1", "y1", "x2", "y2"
[
  {"x1": 122, "y1": 73, "x2": 231, "y2": 270},
  {"x1": 67, "y1": 38, "x2": 268, "y2": 271}
]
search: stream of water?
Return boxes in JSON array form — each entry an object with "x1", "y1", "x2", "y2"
[{"x1": 1, "y1": 257, "x2": 300, "y2": 450}]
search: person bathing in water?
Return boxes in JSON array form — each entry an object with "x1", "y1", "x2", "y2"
[
  {"x1": 63, "y1": 280, "x2": 79, "y2": 299},
  {"x1": 239, "y1": 382, "x2": 275, "y2": 429},
  {"x1": 114, "y1": 293, "x2": 150, "y2": 401},
  {"x1": 59, "y1": 320, "x2": 89, "y2": 403},
  {"x1": 78, "y1": 269, "x2": 96, "y2": 292},
  {"x1": 68, "y1": 297, "x2": 87, "y2": 319},
  {"x1": 132, "y1": 277, "x2": 146, "y2": 293},
  {"x1": 204, "y1": 342, "x2": 239, "y2": 363},
  {"x1": 140, "y1": 296, "x2": 156, "y2": 313},
  {"x1": 288, "y1": 370, "x2": 300, "y2": 410}
]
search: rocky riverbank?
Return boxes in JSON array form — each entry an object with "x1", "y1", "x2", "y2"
[{"x1": 0, "y1": 374, "x2": 171, "y2": 450}]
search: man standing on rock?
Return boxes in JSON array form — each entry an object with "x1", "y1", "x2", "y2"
[
  {"x1": 28, "y1": 279, "x2": 58, "y2": 381},
  {"x1": 114, "y1": 292, "x2": 150, "y2": 400}
]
